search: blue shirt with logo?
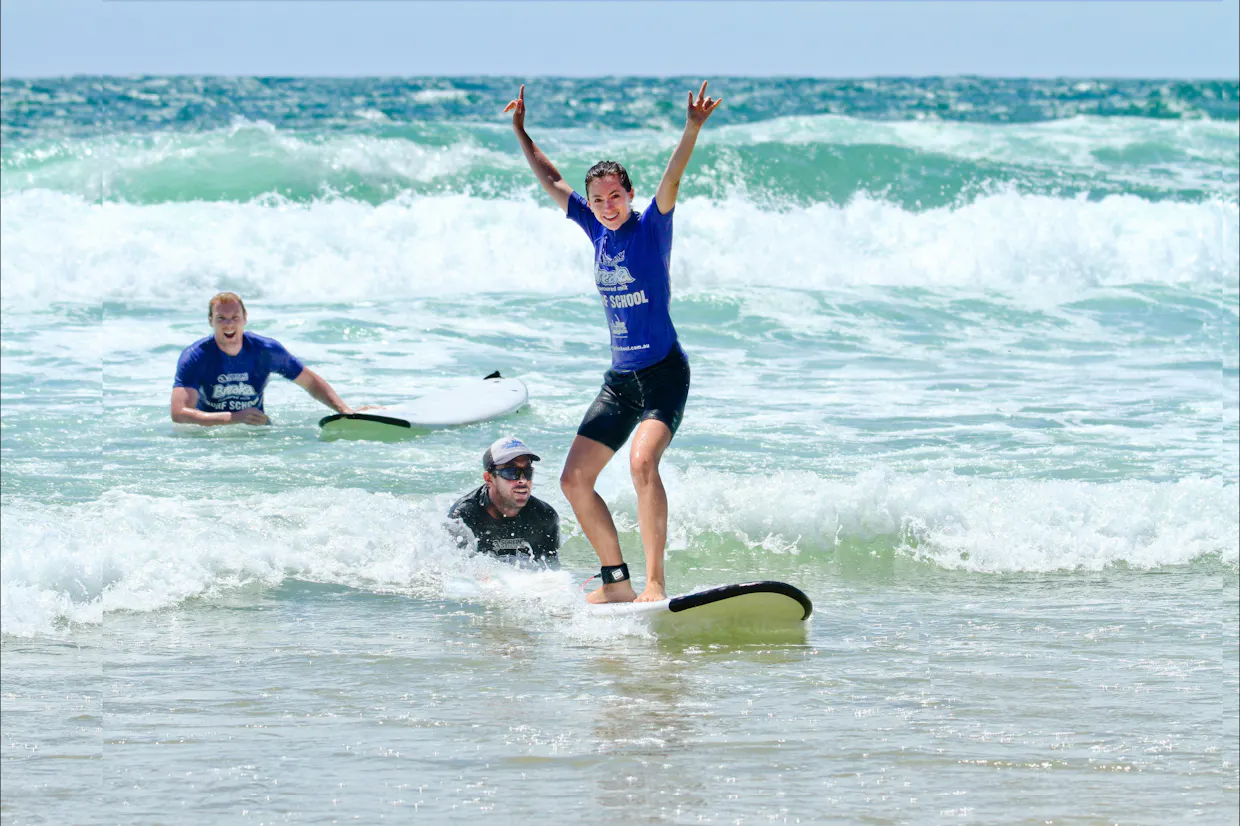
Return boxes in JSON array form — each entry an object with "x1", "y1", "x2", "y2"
[
  {"x1": 173, "y1": 332, "x2": 305, "y2": 413},
  {"x1": 566, "y1": 192, "x2": 679, "y2": 371}
]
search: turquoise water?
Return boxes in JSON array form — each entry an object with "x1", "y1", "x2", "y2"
[{"x1": 2, "y1": 76, "x2": 1237, "y2": 824}]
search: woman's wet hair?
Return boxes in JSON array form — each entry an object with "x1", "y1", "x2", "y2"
[{"x1": 585, "y1": 160, "x2": 633, "y2": 196}]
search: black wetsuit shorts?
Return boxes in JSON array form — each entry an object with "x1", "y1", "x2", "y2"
[{"x1": 577, "y1": 344, "x2": 690, "y2": 452}]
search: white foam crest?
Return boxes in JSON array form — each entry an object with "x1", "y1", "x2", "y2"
[
  {"x1": 2, "y1": 122, "x2": 511, "y2": 195},
  {"x1": 263, "y1": 128, "x2": 503, "y2": 184},
  {"x1": 0, "y1": 488, "x2": 466, "y2": 637},
  {"x1": 715, "y1": 113, "x2": 1240, "y2": 176},
  {"x1": 0, "y1": 487, "x2": 652, "y2": 639},
  {"x1": 601, "y1": 466, "x2": 1238, "y2": 574},
  {"x1": 1, "y1": 189, "x2": 1234, "y2": 307},
  {"x1": 675, "y1": 190, "x2": 1239, "y2": 295},
  {"x1": 0, "y1": 190, "x2": 589, "y2": 306},
  {"x1": 410, "y1": 89, "x2": 472, "y2": 104},
  {"x1": 3, "y1": 470, "x2": 1232, "y2": 636}
]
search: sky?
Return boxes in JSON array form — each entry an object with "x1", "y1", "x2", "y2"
[{"x1": 1, "y1": 0, "x2": 1238, "y2": 79}]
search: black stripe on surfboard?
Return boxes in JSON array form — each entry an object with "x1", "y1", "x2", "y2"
[
  {"x1": 667, "y1": 581, "x2": 813, "y2": 621},
  {"x1": 318, "y1": 413, "x2": 413, "y2": 428}
]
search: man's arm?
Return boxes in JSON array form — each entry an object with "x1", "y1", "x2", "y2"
[
  {"x1": 655, "y1": 80, "x2": 723, "y2": 216},
  {"x1": 447, "y1": 493, "x2": 485, "y2": 552},
  {"x1": 504, "y1": 85, "x2": 573, "y2": 212},
  {"x1": 170, "y1": 386, "x2": 268, "y2": 426},
  {"x1": 445, "y1": 514, "x2": 477, "y2": 551},
  {"x1": 538, "y1": 512, "x2": 562, "y2": 569},
  {"x1": 293, "y1": 368, "x2": 353, "y2": 415},
  {"x1": 530, "y1": 505, "x2": 561, "y2": 565}
]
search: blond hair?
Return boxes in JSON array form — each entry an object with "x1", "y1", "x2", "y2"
[{"x1": 208, "y1": 292, "x2": 247, "y2": 320}]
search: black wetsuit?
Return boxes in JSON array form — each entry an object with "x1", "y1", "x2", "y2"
[{"x1": 447, "y1": 486, "x2": 560, "y2": 568}]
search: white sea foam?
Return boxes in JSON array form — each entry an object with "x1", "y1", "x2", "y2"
[
  {"x1": 637, "y1": 466, "x2": 1239, "y2": 574},
  {"x1": 2, "y1": 189, "x2": 1235, "y2": 307},
  {"x1": 0, "y1": 488, "x2": 502, "y2": 637},
  {"x1": 7, "y1": 113, "x2": 1235, "y2": 194},
  {"x1": 715, "y1": 113, "x2": 1240, "y2": 179},
  {"x1": 410, "y1": 89, "x2": 472, "y2": 104},
  {"x1": 3, "y1": 470, "x2": 1233, "y2": 637},
  {"x1": 1, "y1": 122, "x2": 514, "y2": 199}
]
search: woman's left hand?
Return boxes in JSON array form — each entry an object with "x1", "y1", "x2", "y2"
[{"x1": 687, "y1": 80, "x2": 723, "y2": 127}]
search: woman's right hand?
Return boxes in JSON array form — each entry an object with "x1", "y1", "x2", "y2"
[{"x1": 503, "y1": 84, "x2": 526, "y2": 132}]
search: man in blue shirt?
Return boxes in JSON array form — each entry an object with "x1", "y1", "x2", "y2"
[
  {"x1": 171, "y1": 292, "x2": 354, "y2": 426},
  {"x1": 505, "y1": 81, "x2": 722, "y2": 604}
]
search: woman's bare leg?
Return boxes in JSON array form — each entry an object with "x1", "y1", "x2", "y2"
[
  {"x1": 560, "y1": 435, "x2": 637, "y2": 603},
  {"x1": 629, "y1": 419, "x2": 674, "y2": 602}
]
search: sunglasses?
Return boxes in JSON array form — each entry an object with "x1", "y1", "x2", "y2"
[{"x1": 491, "y1": 465, "x2": 534, "y2": 481}]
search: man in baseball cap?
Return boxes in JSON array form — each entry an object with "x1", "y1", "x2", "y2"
[{"x1": 447, "y1": 436, "x2": 560, "y2": 567}]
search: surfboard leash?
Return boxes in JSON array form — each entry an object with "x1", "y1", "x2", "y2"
[{"x1": 582, "y1": 563, "x2": 630, "y2": 591}]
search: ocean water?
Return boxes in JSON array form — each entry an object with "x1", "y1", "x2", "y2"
[{"x1": 1, "y1": 76, "x2": 1237, "y2": 824}]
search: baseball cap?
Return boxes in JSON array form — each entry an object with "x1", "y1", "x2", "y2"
[{"x1": 483, "y1": 436, "x2": 541, "y2": 469}]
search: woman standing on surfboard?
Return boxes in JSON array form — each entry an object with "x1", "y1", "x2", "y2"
[{"x1": 505, "y1": 81, "x2": 722, "y2": 604}]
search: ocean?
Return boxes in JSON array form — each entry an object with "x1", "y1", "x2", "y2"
[{"x1": 1, "y1": 76, "x2": 1237, "y2": 824}]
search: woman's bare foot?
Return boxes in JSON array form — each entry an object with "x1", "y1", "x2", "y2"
[
  {"x1": 634, "y1": 584, "x2": 667, "y2": 603},
  {"x1": 586, "y1": 581, "x2": 638, "y2": 604}
]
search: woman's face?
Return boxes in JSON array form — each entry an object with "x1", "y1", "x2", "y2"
[{"x1": 587, "y1": 173, "x2": 634, "y2": 231}]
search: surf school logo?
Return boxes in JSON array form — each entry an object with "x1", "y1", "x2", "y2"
[
  {"x1": 212, "y1": 380, "x2": 258, "y2": 399},
  {"x1": 595, "y1": 250, "x2": 634, "y2": 291},
  {"x1": 609, "y1": 319, "x2": 628, "y2": 337},
  {"x1": 607, "y1": 290, "x2": 648, "y2": 309}
]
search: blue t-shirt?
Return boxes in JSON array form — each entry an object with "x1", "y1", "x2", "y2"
[
  {"x1": 566, "y1": 192, "x2": 679, "y2": 371},
  {"x1": 173, "y1": 332, "x2": 305, "y2": 413}
]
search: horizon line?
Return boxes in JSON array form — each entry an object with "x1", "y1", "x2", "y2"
[{"x1": 4, "y1": 71, "x2": 1238, "y2": 81}]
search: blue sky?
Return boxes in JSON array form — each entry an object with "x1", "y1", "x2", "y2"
[{"x1": 2, "y1": 0, "x2": 1237, "y2": 78}]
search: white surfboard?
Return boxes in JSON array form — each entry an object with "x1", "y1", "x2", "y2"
[
  {"x1": 587, "y1": 581, "x2": 813, "y2": 638},
  {"x1": 319, "y1": 374, "x2": 528, "y2": 441}
]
